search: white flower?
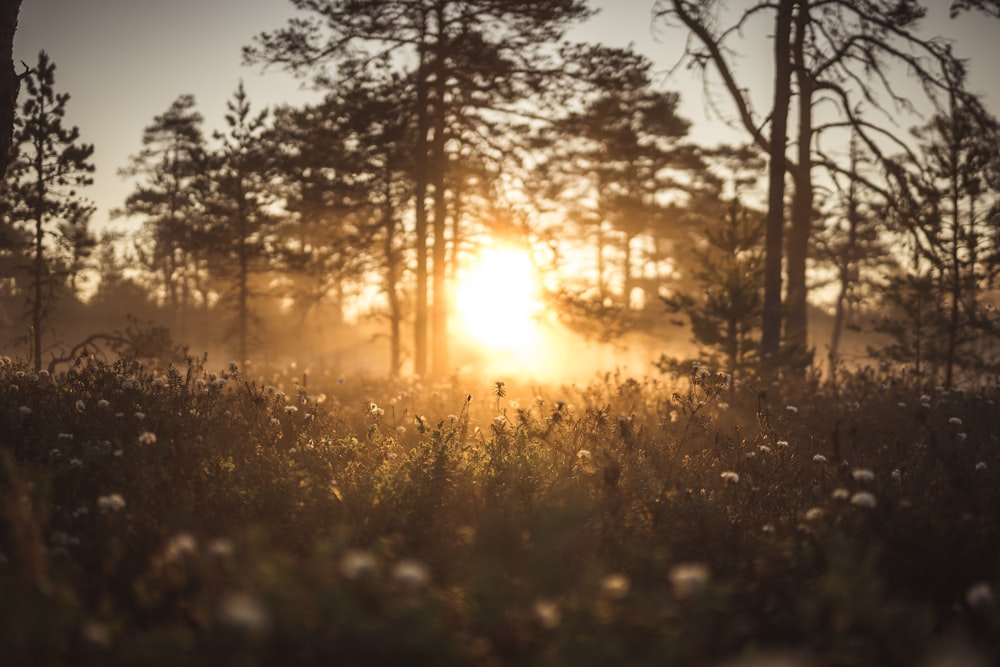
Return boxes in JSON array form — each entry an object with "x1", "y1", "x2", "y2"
[
  {"x1": 69, "y1": 458, "x2": 83, "y2": 468},
  {"x1": 850, "y1": 491, "x2": 877, "y2": 508},
  {"x1": 975, "y1": 461, "x2": 988, "y2": 472},
  {"x1": 812, "y1": 454, "x2": 828, "y2": 463},
  {"x1": 164, "y1": 532, "x2": 198, "y2": 561},
  {"x1": 133, "y1": 411, "x2": 145, "y2": 420},
  {"x1": 720, "y1": 471, "x2": 739, "y2": 484},
  {"x1": 577, "y1": 449, "x2": 592, "y2": 461},
  {"x1": 891, "y1": 469, "x2": 901, "y2": 481},
  {"x1": 533, "y1": 599, "x2": 561, "y2": 629},
  {"x1": 785, "y1": 405, "x2": 798, "y2": 414},
  {"x1": 218, "y1": 592, "x2": 270, "y2": 635},
  {"x1": 392, "y1": 559, "x2": 431, "y2": 589},
  {"x1": 97, "y1": 493, "x2": 126, "y2": 513},
  {"x1": 152, "y1": 377, "x2": 165, "y2": 388},
  {"x1": 97, "y1": 399, "x2": 110, "y2": 409},
  {"x1": 948, "y1": 417, "x2": 963, "y2": 426},
  {"x1": 776, "y1": 440, "x2": 789, "y2": 448},
  {"x1": 759, "y1": 445, "x2": 771, "y2": 453},
  {"x1": 804, "y1": 507, "x2": 825, "y2": 521},
  {"x1": 668, "y1": 562, "x2": 710, "y2": 599},
  {"x1": 18, "y1": 405, "x2": 31, "y2": 416},
  {"x1": 207, "y1": 538, "x2": 235, "y2": 558},
  {"x1": 600, "y1": 573, "x2": 630, "y2": 599},
  {"x1": 851, "y1": 468, "x2": 876, "y2": 483},
  {"x1": 210, "y1": 378, "x2": 227, "y2": 390},
  {"x1": 831, "y1": 488, "x2": 850, "y2": 501},
  {"x1": 137, "y1": 431, "x2": 157, "y2": 446},
  {"x1": 58, "y1": 432, "x2": 73, "y2": 441},
  {"x1": 75, "y1": 399, "x2": 86, "y2": 412},
  {"x1": 284, "y1": 405, "x2": 298, "y2": 415},
  {"x1": 965, "y1": 581, "x2": 994, "y2": 609},
  {"x1": 339, "y1": 549, "x2": 376, "y2": 580}
]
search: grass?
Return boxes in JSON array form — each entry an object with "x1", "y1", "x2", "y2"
[{"x1": 1, "y1": 354, "x2": 998, "y2": 666}]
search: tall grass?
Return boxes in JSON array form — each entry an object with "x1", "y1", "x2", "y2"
[{"x1": 1, "y1": 354, "x2": 997, "y2": 666}]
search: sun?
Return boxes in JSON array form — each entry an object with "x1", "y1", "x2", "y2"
[{"x1": 454, "y1": 246, "x2": 543, "y2": 353}]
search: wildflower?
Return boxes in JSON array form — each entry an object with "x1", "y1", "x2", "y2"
[
  {"x1": 395, "y1": 425, "x2": 406, "y2": 436},
  {"x1": 339, "y1": 549, "x2": 377, "y2": 580},
  {"x1": 195, "y1": 378, "x2": 207, "y2": 390},
  {"x1": 493, "y1": 416, "x2": 505, "y2": 429},
  {"x1": 151, "y1": 377, "x2": 165, "y2": 389},
  {"x1": 137, "y1": 431, "x2": 157, "y2": 446},
  {"x1": 18, "y1": 405, "x2": 30, "y2": 416},
  {"x1": 219, "y1": 592, "x2": 270, "y2": 635},
  {"x1": 776, "y1": 440, "x2": 789, "y2": 448},
  {"x1": 949, "y1": 417, "x2": 963, "y2": 426},
  {"x1": 668, "y1": 562, "x2": 710, "y2": 599},
  {"x1": 164, "y1": 532, "x2": 198, "y2": 561},
  {"x1": 976, "y1": 461, "x2": 988, "y2": 472},
  {"x1": 49, "y1": 448, "x2": 61, "y2": 459},
  {"x1": 392, "y1": 559, "x2": 431, "y2": 589},
  {"x1": 75, "y1": 399, "x2": 86, "y2": 412},
  {"x1": 577, "y1": 449, "x2": 592, "y2": 461},
  {"x1": 786, "y1": 405, "x2": 799, "y2": 414},
  {"x1": 965, "y1": 581, "x2": 994, "y2": 609},
  {"x1": 812, "y1": 454, "x2": 827, "y2": 463},
  {"x1": 831, "y1": 488, "x2": 850, "y2": 501},
  {"x1": 897, "y1": 402, "x2": 907, "y2": 408},
  {"x1": 97, "y1": 399, "x2": 110, "y2": 409},
  {"x1": 762, "y1": 523, "x2": 775, "y2": 534},
  {"x1": 758, "y1": 445, "x2": 771, "y2": 454},
  {"x1": 207, "y1": 537, "x2": 235, "y2": 558},
  {"x1": 447, "y1": 414, "x2": 458, "y2": 423},
  {"x1": 210, "y1": 378, "x2": 226, "y2": 390},
  {"x1": 133, "y1": 411, "x2": 145, "y2": 420},
  {"x1": 920, "y1": 394, "x2": 931, "y2": 405},
  {"x1": 851, "y1": 468, "x2": 875, "y2": 483},
  {"x1": 284, "y1": 405, "x2": 298, "y2": 415},
  {"x1": 121, "y1": 379, "x2": 135, "y2": 390},
  {"x1": 369, "y1": 402, "x2": 379, "y2": 414},
  {"x1": 955, "y1": 432, "x2": 968, "y2": 444},
  {"x1": 58, "y1": 432, "x2": 73, "y2": 441},
  {"x1": 80, "y1": 620, "x2": 112, "y2": 648},
  {"x1": 69, "y1": 458, "x2": 82, "y2": 468},
  {"x1": 97, "y1": 493, "x2": 126, "y2": 513},
  {"x1": 720, "y1": 471, "x2": 740, "y2": 484},
  {"x1": 534, "y1": 599, "x2": 561, "y2": 629},
  {"x1": 891, "y1": 469, "x2": 901, "y2": 481},
  {"x1": 850, "y1": 491, "x2": 877, "y2": 508},
  {"x1": 804, "y1": 507, "x2": 825, "y2": 521},
  {"x1": 600, "y1": 573, "x2": 630, "y2": 599}
]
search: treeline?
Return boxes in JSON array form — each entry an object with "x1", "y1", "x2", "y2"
[{"x1": 1, "y1": 1, "x2": 999, "y2": 386}]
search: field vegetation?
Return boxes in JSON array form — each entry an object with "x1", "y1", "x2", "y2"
[{"x1": 1, "y1": 354, "x2": 997, "y2": 666}]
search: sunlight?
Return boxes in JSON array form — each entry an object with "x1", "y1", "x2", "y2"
[{"x1": 455, "y1": 246, "x2": 543, "y2": 354}]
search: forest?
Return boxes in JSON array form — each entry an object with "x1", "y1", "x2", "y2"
[{"x1": 1, "y1": 1, "x2": 1000, "y2": 665}]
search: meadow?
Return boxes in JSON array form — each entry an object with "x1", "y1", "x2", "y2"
[{"x1": 1, "y1": 354, "x2": 998, "y2": 666}]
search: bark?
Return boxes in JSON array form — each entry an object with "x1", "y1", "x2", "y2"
[
  {"x1": 0, "y1": 0, "x2": 21, "y2": 184},
  {"x1": 413, "y1": 40, "x2": 430, "y2": 377},
  {"x1": 430, "y1": 6, "x2": 449, "y2": 377},
  {"x1": 786, "y1": 0, "x2": 813, "y2": 360},
  {"x1": 761, "y1": 0, "x2": 794, "y2": 366}
]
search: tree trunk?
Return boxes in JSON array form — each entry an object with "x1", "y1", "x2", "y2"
[
  {"x1": 0, "y1": 0, "x2": 21, "y2": 184},
  {"x1": 760, "y1": 0, "x2": 794, "y2": 368},
  {"x1": 786, "y1": 0, "x2": 813, "y2": 362},
  {"x1": 430, "y1": 9, "x2": 449, "y2": 378},
  {"x1": 413, "y1": 40, "x2": 430, "y2": 377}
]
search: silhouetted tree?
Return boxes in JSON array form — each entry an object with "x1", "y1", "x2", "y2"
[
  {"x1": 119, "y1": 95, "x2": 209, "y2": 339},
  {"x1": 536, "y1": 45, "x2": 700, "y2": 311},
  {"x1": 246, "y1": 0, "x2": 593, "y2": 376},
  {"x1": 204, "y1": 82, "x2": 278, "y2": 364},
  {"x1": 656, "y1": 0, "x2": 999, "y2": 371},
  {"x1": 1, "y1": 51, "x2": 94, "y2": 371},
  {"x1": 897, "y1": 103, "x2": 1000, "y2": 384},
  {"x1": 0, "y1": 0, "x2": 23, "y2": 184}
]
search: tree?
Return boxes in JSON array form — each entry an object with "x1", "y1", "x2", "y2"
[
  {"x1": 204, "y1": 82, "x2": 278, "y2": 364},
  {"x1": 655, "y1": 0, "x2": 998, "y2": 372},
  {"x1": 536, "y1": 45, "x2": 700, "y2": 312},
  {"x1": 245, "y1": 0, "x2": 593, "y2": 377},
  {"x1": 897, "y1": 103, "x2": 1000, "y2": 385},
  {"x1": 119, "y1": 95, "x2": 209, "y2": 338},
  {"x1": 0, "y1": 0, "x2": 23, "y2": 184},
  {"x1": 1, "y1": 51, "x2": 94, "y2": 371}
]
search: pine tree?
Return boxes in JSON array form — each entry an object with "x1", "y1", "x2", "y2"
[{"x1": 1, "y1": 51, "x2": 94, "y2": 371}]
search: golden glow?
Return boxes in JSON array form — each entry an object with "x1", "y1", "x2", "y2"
[{"x1": 455, "y1": 246, "x2": 543, "y2": 353}]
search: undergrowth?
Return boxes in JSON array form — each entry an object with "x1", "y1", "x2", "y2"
[{"x1": 1, "y1": 354, "x2": 998, "y2": 666}]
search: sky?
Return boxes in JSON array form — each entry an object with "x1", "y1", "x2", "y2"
[{"x1": 13, "y1": 0, "x2": 1000, "y2": 231}]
